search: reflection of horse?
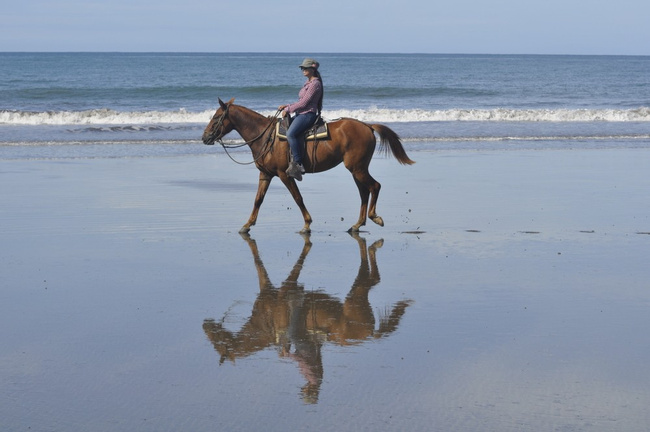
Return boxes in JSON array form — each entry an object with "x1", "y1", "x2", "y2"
[
  {"x1": 203, "y1": 233, "x2": 412, "y2": 404},
  {"x1": 202, "y1": 98, "x2": 414, "y2": 234}
]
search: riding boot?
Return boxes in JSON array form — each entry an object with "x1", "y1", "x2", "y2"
[{"x1": 286, "y1": 161, "x2": 304, "y2": 181}]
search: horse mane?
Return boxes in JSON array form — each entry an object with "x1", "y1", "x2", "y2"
[{"x1": 231, "y1": 104, "x2": 274, "y2": 130}]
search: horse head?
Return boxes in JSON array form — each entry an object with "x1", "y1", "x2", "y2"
[
  {"x1": 202, "y1": 97, "x2": 236, "y2": 145},
  {"x1": 202, "y1": 318, "x2": 239, "y2": 364}
]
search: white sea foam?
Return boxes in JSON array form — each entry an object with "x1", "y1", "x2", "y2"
[
  {"x1": 321, "y1": 107, "x2": 650, "y2": 123},
  {"x1": 0, "y1": 109, "x2": 215, "y2": 126},
  {"x1": 2, "y1": 107, "x2": 650, "y2": 126}
]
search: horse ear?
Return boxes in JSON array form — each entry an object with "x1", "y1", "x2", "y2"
[{"x1": 218, "y1": 97, "x2": 236, "y2": 110}]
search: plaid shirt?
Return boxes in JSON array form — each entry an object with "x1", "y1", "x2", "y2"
[{"x1": 284, "y1": 78, "x2": 322, "y2": 115}]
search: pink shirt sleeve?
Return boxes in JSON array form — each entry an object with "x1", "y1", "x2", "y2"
[{"x1": 285, "y1": 79, "x2": 322, "y2": 115}]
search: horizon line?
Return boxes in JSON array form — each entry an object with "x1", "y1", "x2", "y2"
[{"x1": 1, "y1": 51, "x2": 649, "y2": 57}]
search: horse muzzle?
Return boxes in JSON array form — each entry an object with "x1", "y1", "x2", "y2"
[{"x1": 202, "y1": 132, "x2": 216, "y2": 145}]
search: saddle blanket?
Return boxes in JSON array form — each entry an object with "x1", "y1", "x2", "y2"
[{"x1": 276, "y1": 119, "x2": 329, "y2": 141}]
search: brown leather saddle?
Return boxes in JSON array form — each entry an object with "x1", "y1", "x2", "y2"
[{"x1": 276, "y1": 116, "x2": 329, "y2": 141}]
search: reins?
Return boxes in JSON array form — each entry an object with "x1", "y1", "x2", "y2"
[{"x1": 217, "y1": 108, "x2": 283, "y2": 165}]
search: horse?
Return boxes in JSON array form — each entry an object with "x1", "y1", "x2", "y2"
[
  {"x1": 202, "y1": 232, "x2": 412, "y2": 403},
  {"x1": 202, "y1": 98, "x2": 415, "y2": 233}
]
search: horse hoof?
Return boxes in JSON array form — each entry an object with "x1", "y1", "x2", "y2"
[
  {"x1": 347, "y1": 226, "x2": 360, "y2": 233},
  {"x1": 370, "y1": 216, "x2": 384, "y2": 227},
  {"x1": 239, "y1": 226, "x2": 251, "y2": 234}
]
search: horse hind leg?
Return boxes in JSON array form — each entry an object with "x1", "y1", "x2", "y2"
[
  {"x1": 347, "y1": 174, "x2": 369, "y2": 232},
  {"x1": 349, "y1": 171, "x2": 383, "y2": 232},
  {"x1": 360, "y1": 171, "x2": 383, "y2": 227},
  {"x1": 368, "y1": 178, "x2": 384, "y2": 227}
]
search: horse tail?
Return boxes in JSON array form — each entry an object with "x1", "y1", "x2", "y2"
[{"x1": 370, "y1": 124, "x2": 415, "y2": 165}]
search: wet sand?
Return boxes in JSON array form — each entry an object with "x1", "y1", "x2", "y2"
[{"x1": 2, "y1": 148, "x2": 650, "y2": 431}]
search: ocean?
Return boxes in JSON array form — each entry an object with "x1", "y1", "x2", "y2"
[{"x1": 1, "y1": 52, "x2": 649, "y2": 159}]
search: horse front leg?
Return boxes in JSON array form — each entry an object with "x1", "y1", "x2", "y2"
[
  {"x1": 240, "y1": 172, "x2": 272, "y2": 233},
  {"x1": 279, "y1": 173, "x2": 313, "y2": 233}
]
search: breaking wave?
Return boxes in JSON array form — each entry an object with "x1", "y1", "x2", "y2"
[
  {"x1": 325, "y1": 107, "x2": 650, "y2": 123},
  {"x1": 0, "y1": 108, "x2": 213, "y2": 125},
  {"x1": 2, "y1": 107, "x2": 650, "y2": 126}
]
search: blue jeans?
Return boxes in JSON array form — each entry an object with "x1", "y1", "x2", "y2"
[{"x1": 286, "y1": 112, "x2": 317, "y2": 165}]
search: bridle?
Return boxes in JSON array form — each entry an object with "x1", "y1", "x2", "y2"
[
  {"x1": 207, "y1": 103, "x2": 231, "y2": 145},
  {"x1": 210, "y1": 105, "x2": 284, "y2": 165}
]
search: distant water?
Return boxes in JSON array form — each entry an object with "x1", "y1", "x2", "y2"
[{"x1": 1, "y1": 53, "x2": 649, "y2": 159}]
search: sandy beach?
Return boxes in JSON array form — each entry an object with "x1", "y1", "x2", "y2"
[{"x1": 2, "y1": 147, "x2": 650, "y2": 431}]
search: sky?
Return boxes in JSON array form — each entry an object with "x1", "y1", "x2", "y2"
[{"x1": 2, "y1": 0, "x2": 649, "y2": 55}]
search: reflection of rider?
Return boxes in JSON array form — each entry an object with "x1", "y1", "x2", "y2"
[
  {"x1": 280, "y1": 290, "x2": 323, "y2": 404},
  {"x1": 278, "y1": 58, "x2": 323, "y2": 182}
]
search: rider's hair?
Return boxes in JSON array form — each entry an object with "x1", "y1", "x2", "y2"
[{"x1": 314, "y1": 70, "x2": 324, "y2": 115}]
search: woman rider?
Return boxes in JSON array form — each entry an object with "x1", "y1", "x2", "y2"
[{"x1": 278, "y1": 58, "x2": 324, "y2": 181}]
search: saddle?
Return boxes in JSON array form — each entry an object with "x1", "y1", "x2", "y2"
[{"x1": 276, "y1": 116, "x2": 329, "y2": 141}]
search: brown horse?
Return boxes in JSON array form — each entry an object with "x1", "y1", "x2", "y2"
[
  {"x1": 203, "y1": 232, "x2": 412, "y2": 403},
  {"x1": 202, "y1": 98, "x2": 414, "y2": 233}
]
